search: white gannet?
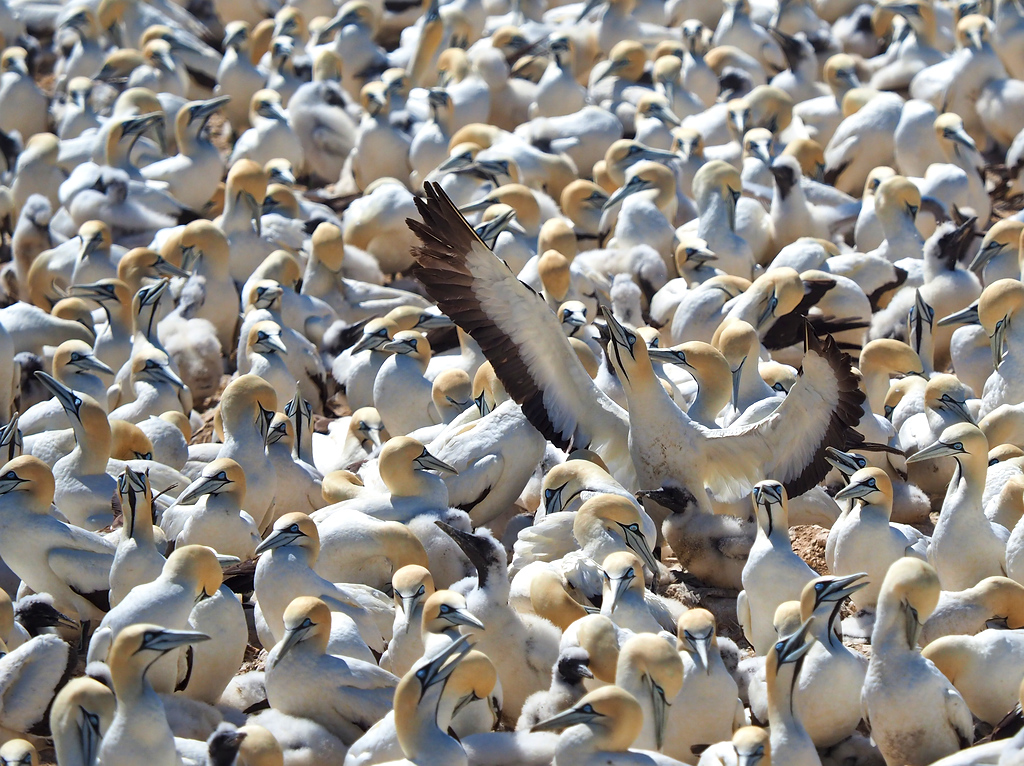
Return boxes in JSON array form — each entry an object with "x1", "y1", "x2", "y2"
[
  {"x1": 862, "y1": 558, "x2": 973, "y2": 766},
  {"x1": 109, "y1": 466, "x2": 165, "y2": 607},
  {"x1": 88, "y1": 545, "x2": 223, "y2": 694},
  {"x1": 98, "y1": 624, "x2": 210, "y2": 766},
  {"x1": 907, "y1": 422, "x2": 1009, "y2": 590},
  {"x1": 264, "y1": 596, "x2": 398, "y2": 745},
  {"x1": 0, "y1": 455, "x2": 114, "y2": 624}
]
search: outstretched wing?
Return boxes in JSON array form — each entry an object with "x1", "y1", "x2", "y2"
[
  {"x1": 700, "y1": 329, "x2": 864, "y2": 499},
  {"x1": 407, "y1": 182, "x2": 633, "y2": 484}
]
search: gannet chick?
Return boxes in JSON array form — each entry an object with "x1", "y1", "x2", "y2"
[
  {"x1": 517, "y1": 647, "x2": 594, "y2": 732},
  {"x1": 670, "y1": 609, "x2": 745, "y2": 760},
  {"x1": 738, "y1": 481, "x2": 817, "y2": 655},
  {"x1": 531, "y1": 685, "x2": 688, "y2": 765},
  {"x1": 437, "y1": 522, "x2": 559, "y2": 723},
  {"x1": 863, "y1": 558, "x2": 973, "y2": 766},
  {"x1": 908, "y1": 422, "x2": 1009, "y2": 590},
  {"x1": 161, "y1": 458, "x2": 262, "y2": 560},
  {"x1": 0, "y1": 455, "x2": 114, "y2": 623},
  {"x1": 49, "y1": 677, "x2": 115, "y2": 766},
  {"x1": 89, "y1": 545, "x2": 222, "y2": 693},
  {"x1": 600, "y1": 551, "x2": 681, "y2": 634},
  {"x1": 265, "y1": 597, "x2": 398, "y2": 745},
  {"x1": 109, "y1": 467, "x2": 165, "y2": 607},
  {"x1": 98, "y1": 624, "x2": 210, "y2": 766}
]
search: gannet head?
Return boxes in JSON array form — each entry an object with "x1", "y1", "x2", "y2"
[
  {"x1": 223, "y1": 20, "x2": 250, "y2": 49},
  {"x1": 907, "y1": 421, "x2": 987, "y2": 466},
  {"x1": 693, "y1": 160, "x2": 742, "y2": 224},
  {"x1": 979, "y1": 279, "x2": 1024, "y2": 369},
  {"x1": 392, "y1": 564, "x2": 434, "y2": 621},
  {"x1": 934, "y1": 112, "x2": 977, "y2": 160},
  {"x1": 246, "y1": 279, "x2": 283, "y2": 312},
  {"x1": 50, "y1": 677, "x2": 115, "y2": 766},
  {"x1": 875, "y1": 175, "x2": 921, "y2": 228},
  {"x1": 801, "y1": 574, "x2": 867, "y2": 636},
  {"x1": 310, "y1": 222, "x2": 344, "y2": 271},
  {"x1": 575, "y1": 614, "x2": 620, "y2": 683},
  {"x1": 559, "y1": 300, "x2": 589, "y2": 336},
  {"x1": 381, "y1": 330, "x2": 432, "y2": 364},
  {"x1": 878, "y1": 558, "x2": 940, "y2": 647},
  {"x1": 0, "y1": 456, "x2": 54, "y2": 508},
  {"x1": 863, "y1": 166, "x2": 896, "y2": 199},
  {"x1": 109, "y1": 624, "x2": 210, "y2": 687},
  {"x1": 743, "y1": 128, "x2": 774, "y2": 166},
  {"x1": 54, "y1": 340, "x2": 114, "y2": 381},
  {"x1": 248, "y1": 320, "x2": 288, "y2": 357},
  {"x1": 250, "y1": 89, "x2": 287, "y2": 124},
  {"x1": 266, "y1": 412, "x2": 295, "y2": 448},
  {"x1": 604, "y1": 140, "x2": 677, "y2": 188},
  {"x1": 674, "y1": 237, "x2": 717, "y2": 273},
  {"x1": 180, "y1": 220, "x2": 229, "y2": 271},
  {"x1": 0, "y1": 739, "x2": 37, "y2": 766},
  {"x1": 532, "y1": 686, "x2": 644, "y2": 752},
  {"x1": 164, "y1": 545, "x2": 223, "y2": 602},
  {"x1": 256, "y1": 512, "x2": 320, "y2": 559},
  {"x1": 540, "y1": 459, "x2": 612, "y2": 516},
  {"x1": 671, "y1": 127, "x2": 704, "y2": 161},
  {"x1": 446, "y1": 649, "x2": 501, "y2": 724},
  {"x1": 347, "y1": 407, "x2": 388, "y2": 449},
  {"x1": 770, "y1": 155, "x2": 803, "y2": 200},
  {"x1": 782, "y1": 139, "x2": 827, "y2": 182},
  {"x1": 538, "y1": 218, "x2": 578, "y2": 260},
  {"x1": 834, "y1": 466, "x2": 893, "y2": 510},
  {"x1": 226, "y1": 159, "x2": 268, "y2": 225},
  {"x1": 956, "y1": 12, "x2": 992, "y2": 50},
  {"x1": 421, "y1": 590, "x2": 484, "y2": 634},
  {"x1": 575, "y1": 494, "x2": 659, "y2": 574},
  {"x1": 119, "y1": 248, "x2": 188, "y2": 288},
  {"x1": 70, "y1": 278, "x2": 129, "y2": 312},
  {"x1": 824, "y1": 446, "x2": 869, "y2": 477},
  {"x1": 766, "y1": 616, "x2": 814, "y2": 683},
  {"x1": 676, "y1": 607, "x2": 718, "y2": 674},
  {"x1": 600, "y1": 550, "x2": 646, "y2": 615},
  {"x1": 109, "y1": 421, "x2": 153, "y2": 461},
  {"x1": 752, "y1": 480, "x2": 788, "y2": 535},
  {"x1": 219, "y1": 374, "x2": 278, "y2": 439},
  {"x1": 732, "y1": 727, "x2": 771, "y2": 766},
  {"x1": 431, "y1": 369, "x2": 472, "y2": 416},
  {"x1": 529, "y1": 569, "x2": 590, "y2": 631},
  {"x1": 615, "y1": 634, "x2": 682, "y2": 750},
  {"x1": 715, "y1": 320, "x2": 759, "y2": 407},
  {"x1": 274, "y1": 597, "x2": 332, "y2": 661},
  {"x1": 379, "y1": 436, "x2": 457, "y2": 494},
  {"x1": 859, "y1": 339, "x2": 926, "y2": 379},
  {"x1": 970, "y1": 219, "x2": 1023, "y2": 275},
  {"x1": 133, "y1": 350, "x2": 185, "y2": 389},
  {"x1": 923, "y1": 375, "x2": 973, "y2": 424},
  {"x1": 233, "y1": 725, "x2": 283, "y2": 766},
  {"x1": 538, "y1": 250, "x2": 571, "y2": 302},
  {"x1": 178, "y1": 458, "x2": 246, "y2": 507},
  {"x1": 0, "y1": 47, "x2": 29, "y2": 77},
  {"x1": 116, "y1": 465, "x2": 153, "y2": 539},
  {"x1": 600, "y1": 40, "x2": 646, "y2": 83},
  {"x1": 971, "y1": 577, "x2": 1024, "y2": 630}
]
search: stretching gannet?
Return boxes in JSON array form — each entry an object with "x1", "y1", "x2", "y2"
[
  {"x1": 862, "y1": 558, "x2": 973, "y2": 766},
  {"x1": 408, "y1": 184, "x2": 863, "y2": 527},
  {"x1": 765, "y1": 618, "x2": 819, "y2": 766},
  {"x1": 0, "y1": 455, "x2": 114, "y2": 623},
  {"x1": 265, "y1": 597, "x2": 398, "y2": 745}
]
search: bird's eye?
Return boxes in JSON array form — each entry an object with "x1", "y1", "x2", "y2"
[
  {"x1": 815, "y1": 582, "x2": 824, "y2": 591},
  {"x1": 440, "y1": 604, "x2": 452, "y2": 613},
  {"x1": 628, "y1": 523, "x2": 640, "y2": 532},
  {"x1": 416, "y1": 585, "x2": 425, "y2": 596},
  {"x1": 288, "y1": 524, "x2": 300, "y2": 533},
  {"x1": 954, "y1": 442, "x2": 964, "y2": 450},
  {"x1": 867, "y1": 479, "x2": 876, "y2": 488},
  {"x1": 626, "y1": 567, "x2": 635, "y2": 578},
  {"x1": 3, "y1": 472, "x2": 15, "y2": 480},
  {"x1": 544, "y1": 488, "x2": 555, "y2": 499},
  {"x1": 775, "y1": 641, "x2": 785, "y2": 652},
  {"x1": 581, "y1": 704, "x2": 595, "y2": 713}
]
